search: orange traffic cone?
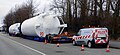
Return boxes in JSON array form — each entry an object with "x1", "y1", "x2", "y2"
[
  {"x1": 106, "y1": 44, "x2": 110, "y2": 52},
  {"x1": 44, "y1": 39, "x2": 47, "y2": 44},
  {"x1": 81, "y1": 44, "x2": 84, "y2": 51},
  {"x1": 57, "y1": 43, "x2": 60, "y2": 47}
]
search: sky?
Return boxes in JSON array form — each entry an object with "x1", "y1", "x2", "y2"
[{"x1": 0, "y1": 0, "x2": 53, "y2": 26}]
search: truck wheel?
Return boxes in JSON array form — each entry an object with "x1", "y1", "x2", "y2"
[
  {"x1": 73, "y1": 41, "x2": 77, "y2": 46},
  {"x1": 103, "y1": 44, "x2": 107, "y2": 48},
  {"x1": 48, "y1": 36, "x2": 53, "y2": 43},
  {"x1": 87, "y1": 41, "x2": 92, "y2": 48},
  {"x1": 45, "y1": 36, "x2": 49, "y2": 42},
  {"x1": 45, "y1": 35, "x2": 51, "y2": 43},
  {"x1": 9, "y1": 33, "x2": 12, "y2": 36},
  {"x1": 103, "y1": 42, "x2": 109, "y2": 48}
]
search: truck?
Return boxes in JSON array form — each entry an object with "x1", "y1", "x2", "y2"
[
  {"x1": 9, "y1": 23, "x2": 20, "y2": 36},
  {"x1": 9, "y1": 14, "x2": 72, "y2": 42},
  {"x1": 46, "y1": 32, "x2": 73, "y2": 43},
  {"x1": 72, "y1": 28, "x2": 109, "y2": 48}
]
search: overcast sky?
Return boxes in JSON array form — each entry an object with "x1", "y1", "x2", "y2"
[{"x1": 0, "y1": 0, "x2": 52, "y2": 25}]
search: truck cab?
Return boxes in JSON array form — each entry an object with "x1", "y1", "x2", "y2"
[{"x1": 46, "y1": 32, "x2": 73, "y2": 43}]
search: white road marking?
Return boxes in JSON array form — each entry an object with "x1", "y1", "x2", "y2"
[{"x1": 10, "y1": 38, "x2": 46, "y2": 55}]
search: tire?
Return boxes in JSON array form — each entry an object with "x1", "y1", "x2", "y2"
[
  {"x1": 103, "y1": 44, "x2": 107, "y2": 48},
  {"x1": 9, "y1": 33, "x2": 12, "y2": 36},
  {"x1": 103, "y1": 42, "x2": 109, "y2": 48},
  {"x1": 73, "y1": 41, "x2": 77, "y2": 46},
  {"x1": 45, "y1": 35, "x2": 51, "y2": 43},
  {"x1": 87, "y1": 41, "x2": 93, "y2": 48},
  {"x1": 45, "y1": 36, "x2": 49, "y2": 42},
  {"x1": 48, "y1": 37, "x2": 53, "y2": 43}
]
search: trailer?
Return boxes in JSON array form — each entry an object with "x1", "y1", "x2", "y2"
[{"x1": 16, "y1": 14, "x2": 72, "y2": 42}]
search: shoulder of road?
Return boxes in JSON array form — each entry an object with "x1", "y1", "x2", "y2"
[{"x1": 110, "y1": 40, "x2": 120, "y2": 49}]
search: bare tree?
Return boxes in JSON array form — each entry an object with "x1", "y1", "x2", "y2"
[{"x1": 4, "y1": 0, "x2": 40, "y2": 32}]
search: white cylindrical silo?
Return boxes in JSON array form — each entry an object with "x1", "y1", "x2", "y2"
[
  {"x1": 9, "y1": 23, "x2": 20, "y2": 36},
  {"x1": 21, "y1": 15, "x2": 64, "y2": 37}
]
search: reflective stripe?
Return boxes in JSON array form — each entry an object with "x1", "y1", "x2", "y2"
[
  {"x1": 95, "y1": 39, "x2": 107, "y2": 44},
  {"x1": 95, "y1": 39, "x2": 100, "y2": 44},
  {"x1": 105, "y1": 30, "x2": 108, "y2": 32},
  {"x1": 92, "y1": 33, "x2": 95, "y2": 38},
  {"x1": 85, "y1": 35, "x2": 87, "y2": 38},
  {"x1": 104, "y1": 39, "x2": 107, "y2": 43},
  {"x1": 74, "y1": 35, "x2": 91, "y2": 40},
  {"x1": 100, "y1": 41, "x2": 103, "y2": 44},
  {"x1": 78, "y1": 36, "x2": 82, "y2": 39},
  {"x1": 82, "y1": 36, "x2": 85, "y2": 38},
  {"x1": 95, "y1": 34, "x2": 98, "y2": 38},
  {"x1": 88, "y1": 35, "x2": 90, "y2": 38}
]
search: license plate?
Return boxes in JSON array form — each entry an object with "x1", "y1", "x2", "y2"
[{"x1": 97, "y1": 38, "x2": 101, "y2": 39}]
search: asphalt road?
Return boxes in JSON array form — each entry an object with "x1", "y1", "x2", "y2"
[
  {"x1": 109, "y1": 41, "x2": 120, "y2": 48},
  {"x1": 0, "y1": 33, "x2": 45, "y2": 55},
  {"x1": 0, "y1": 32, "x2": 120, "y2": 55}
]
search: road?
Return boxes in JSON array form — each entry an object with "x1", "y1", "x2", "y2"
[
  {"x1": 0, "y1": 32, "x2": 120, "y2": 55},
  {"x1": 0, "y1": 32, "x2": 44, "y2": 55}
]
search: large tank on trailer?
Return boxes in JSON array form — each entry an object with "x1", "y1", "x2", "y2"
[
  {"x1": 21, "y1": 14, "x2": 67, "y2": 37},
  {"x1": 9, "y1": 23, "x2": 20, "y2": 36}
]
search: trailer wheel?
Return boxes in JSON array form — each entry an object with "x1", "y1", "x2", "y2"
[
  {"x1": 103, "y1": 41, "x2": 109, "y2": 48},
  {"x1": 87, "y1": 41, "x2": 92, "y2": 48},
  {"x1": 45, "y1": 35, "x2": 49, "y2": 42},
  {"x1": 45, "y1": 35, "x2": 51, "y2": 43},
  {"x1": 9, "y1": 33, "x2": 12, "y2": 36},
  {"x1": 73, "y1": 41, "x2": 77, "y2": 46}
]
